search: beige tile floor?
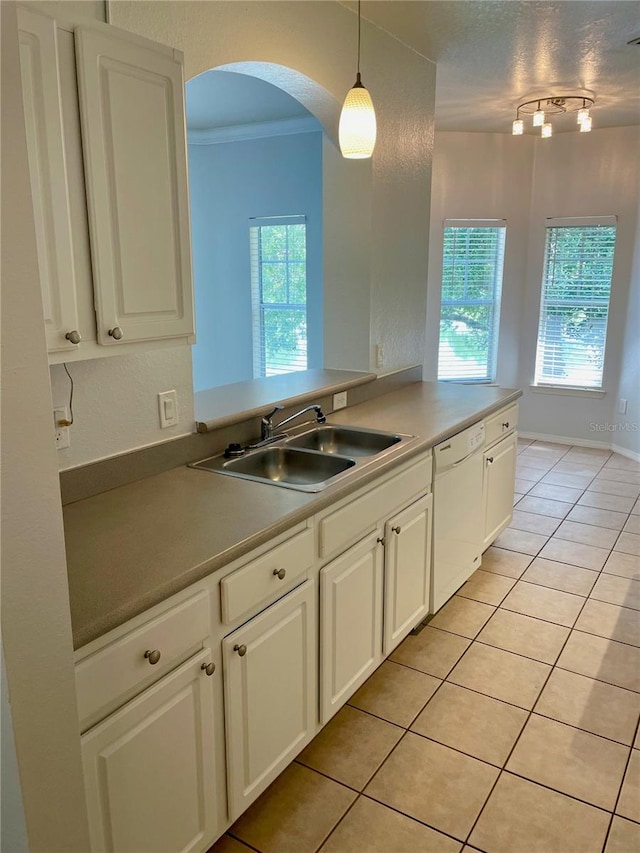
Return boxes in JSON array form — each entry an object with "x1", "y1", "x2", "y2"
[{"x1": 211, "y1": 440, "x2": 640, "y2": 853}]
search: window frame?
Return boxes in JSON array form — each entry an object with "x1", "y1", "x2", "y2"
[
  {"x1": 533, "y1": 215, "x2": 617, "y2": 392},
  {"x1": 249, "y1": 215, "x2": 307, "y2": 379},
  {"x1": 437, "y1": 219, "x2": 507, "y2": 384}
]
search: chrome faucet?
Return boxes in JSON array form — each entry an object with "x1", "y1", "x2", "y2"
[{"x1": 260, "y1": 404, "x2": 326, "y2": 441}]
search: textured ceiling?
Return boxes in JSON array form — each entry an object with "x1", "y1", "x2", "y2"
[{"x1": 354, "y1": 1, "x2": 640, "y2": 133}]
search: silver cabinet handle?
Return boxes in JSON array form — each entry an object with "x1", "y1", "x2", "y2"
[
  {"x1": 392, "y1": 525, "x2": 402, "y2": 534},
  {"x1": 108, "y1": 326, "x2": 123, "y2": 340},
  {"x1": 502, "y1": 422, "x2": 510, "y2": 429},
  {"x1": 65, "y1": 330, "x2": 82, "y2": 345},
  {"x1": 487, "y1": 456, "x2": 494, "y2": 465},
  {"x1": 377, "y1": 536, "x2": 385, "y2": 546},
  {"x1": 273, "y1": 568, "x2": 286, "y2": 580},
  {"x1": 234, "y1": 644, "x2": 247, "y2": 657},
  {"x1": 201, "y1": 662, "x2": 215, "y2": 676},
  {"x1": 144, "y1": 649, "x2": 161, "y2": 665}
]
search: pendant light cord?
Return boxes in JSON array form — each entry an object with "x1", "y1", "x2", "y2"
[{"x1": 357, "y1": 0, "x2": 361, "y2": 76}]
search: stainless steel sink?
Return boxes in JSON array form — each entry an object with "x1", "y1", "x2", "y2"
[
  {"x1": 189, "y1": 423, "x2": 415, "y2": 492},
  {"x1": 286, "y1": 424, "x2": 402, "y2": 457},
  {"x1": 190, "y1": 446, "x2": 356, "y2": 492}
]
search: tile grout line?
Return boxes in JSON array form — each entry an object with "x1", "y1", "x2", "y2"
[{"x1": 461, "y1": 537, "x2": 604, "y2": 848}]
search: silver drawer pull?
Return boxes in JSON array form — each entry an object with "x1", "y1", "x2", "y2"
[
  {"x1": 502, "y1": 422, "x2": 510, "y2": 429},
  {"x1": 273, "y1": 568, "x2": 286, "y2": 580},
  {"x1": 234, "y1": 644, "x2": 247, "y2": 657},
  {"x1": 392, "y1": 525, "x2": 402, "y2": 535},
  {"x1": 377, "y1": 536, "x2": 385, "y2": 546},
  {"x1": 201, "y1": 662, "x2": 215, "y2": 676},
  {"x1": 487, "y1": 456, "x2": 494, "y2": 465},
  {"x1": 65, "y1": 330, "x2": 81, "y2": 345},
  {"x1": 144, "y1": 649, "x2": 161, "y2": 665},
  {"x1": 108, "y1": 326, "x2": 124, "y2": 340}
]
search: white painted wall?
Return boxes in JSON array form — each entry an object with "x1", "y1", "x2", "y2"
[
  {"x1": 427, "y1": 126, "x2": 640, "y2": 452},
  {"x1": 1, "y1": 3, "x2": 90, "y2": 848},
  {"x1": 613, "y1": 191, "x2": 640, "y2": 455}
]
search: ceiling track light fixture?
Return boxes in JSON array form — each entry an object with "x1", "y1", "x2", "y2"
[
  {"x1": 512, "y1": 95, "x2": 595, "y2": 137},
  {"x1": 339, "y1": 0, "x2": 377, "y2": 159}
]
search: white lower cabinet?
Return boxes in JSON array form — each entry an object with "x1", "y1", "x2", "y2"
[
  {"x1": 483, "y1": 431, "x2": 517, "y2": 549},
  {"x1": 81, "y1": 648, "x2": 220, "y2": 853},
  {"x1": 223, "y1": 580, "x2": 317, "y2": 819},
  {"x1": 383, "y1": 493, "x2": 432, "y2": 655},
  {"x1": 319, "y1": 532, "x2": 384, "y2": 724}
]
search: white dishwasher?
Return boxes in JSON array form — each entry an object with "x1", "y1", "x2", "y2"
[{"x1": 431, "y1": 421, "x2": 486, "y2": 613}]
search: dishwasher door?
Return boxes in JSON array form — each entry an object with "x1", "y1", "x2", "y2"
[{"x1": 431, "y1": 423, "x2": 485, "y2": 613}]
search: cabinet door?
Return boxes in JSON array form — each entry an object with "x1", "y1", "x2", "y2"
[
  {"x1": 81, "y1": 648, "x2": 220, "y2": 853},
  {"x1": 384, "y1": 494, "x2": 432, "y2": 655},
  {"x1": 483, "y1": 432, "x2": 517, "y2": 550},
  {"x1": 223, "y1": 581, "x2": 316, "y2": 819},
  {"x1": 320, "y1": 533, "x2": 384, "y2": 724},
  {"x1": 75, "y1": 25, "x2": 194, "y2": 345},
  {"x1": 18, "y1": 8, "x2": 81, "y2": 354}
]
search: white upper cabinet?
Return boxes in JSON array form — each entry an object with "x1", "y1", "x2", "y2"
[
  {"x1": 18, "y1": 8, "x2": 81, "y2": 354},
  {"x1": 75, "y1": 25, "x2": 194, "y2": 346},
  {"x1": 18, "y1": 9, "x2": 195, "y2": 361}
]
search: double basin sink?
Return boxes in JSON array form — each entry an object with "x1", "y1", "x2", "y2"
[{"x1": 189, "y1": 425, "x2": 413, "y2": 492}]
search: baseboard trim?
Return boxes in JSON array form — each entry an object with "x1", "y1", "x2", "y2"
[
  {"x1": 519, "y1": 431, "x2": 640, "y2": 461},
  {"x1": 611, "y1": 443, "x2": 640, "y2": 463},
  {"x1": 518, "y1": 431, "x2": 610, "y2": 450}
]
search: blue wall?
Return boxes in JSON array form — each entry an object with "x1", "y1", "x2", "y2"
[{"x1": 188, "y1": 131, "x2": 324, "y2": 391}]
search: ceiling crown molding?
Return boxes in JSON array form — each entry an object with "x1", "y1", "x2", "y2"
[{"x1": 188, "y1": 116, "x2": 321, "y2": 145}]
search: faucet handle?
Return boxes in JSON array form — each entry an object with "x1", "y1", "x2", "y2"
[{"x1": 264, "y1": 405, "x2": 284, "y2": 420}]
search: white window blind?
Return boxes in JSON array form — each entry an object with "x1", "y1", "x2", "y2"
[
  {"x1": 250, "y1": 216, "x2": 307, "y2": 378},
  {"x1": 534, "y1": 217, "x2": 617, "y2": 390},
  {"x1": 437, "y1": 221, "x2": 506, "y2": 382}
]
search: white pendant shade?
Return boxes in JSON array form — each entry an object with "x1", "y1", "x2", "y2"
[{"x1": 339, "y1": 77, "x2": 377, "y2": 159}]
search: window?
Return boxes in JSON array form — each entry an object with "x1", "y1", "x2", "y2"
[
  {"x1": 534, "y1": 217, "x2": 617, "y2": 389},
  {"x1": 437, "y1": 221, "x2": 506, "y2": 382},
  {"x1": 250, "y1": 216, "x2": 307, "y2": 378}
]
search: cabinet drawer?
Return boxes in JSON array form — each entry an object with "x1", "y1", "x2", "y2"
[
  {"x1": 485, "y1": 403, "x2": 518, "y2": 448},
  {"x1": 221, "y1": 528, "x2": 314, "y2": 625},
  {"x1": 76, "y1": 590, "x2": 210, "y2": 728},
  {"x1": 319, "y1": 454, "x2": 432, "y2": 560}
]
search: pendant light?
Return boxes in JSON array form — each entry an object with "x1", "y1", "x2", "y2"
[{"x1": 339, "y1": 0, "x2": 377, "y2": 159}]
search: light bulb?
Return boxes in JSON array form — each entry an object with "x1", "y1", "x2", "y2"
[
  {"x1": 339, "y1": 75, "x2": 377, "y2": 159},
  {"x1": 580, "y1": 115, "x2": 592, "y2": 132},
  {"x1": 541, "y1": 122, "x2": 553, "y2": 138},
  {"x1": 512, "y1": 118, "x2": 524, "y2": 135},
  {"x1": 577, "y1": 107, "x2": 590, "y2": 125},
  {"x1": 533, "y1": 108, "x2": 545, "y2": 127}
]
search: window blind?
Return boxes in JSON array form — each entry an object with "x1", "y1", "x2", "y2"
[
  {"x1": 250, "y1": 217, "x2": 307, "y2": 378},
  {"x1": 534, "y1": 218, "x2": 617, "y2": 389},
  {"x1": 437, "y1": 222, "x2": 506, "y2": 382}
]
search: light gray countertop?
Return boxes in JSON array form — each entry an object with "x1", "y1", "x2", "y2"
[{"x1": 64, "y1": 381, "x2": 521, "y2": 649}]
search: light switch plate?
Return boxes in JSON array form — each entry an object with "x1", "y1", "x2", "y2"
[{"x1": 158, "y1": 390, "x2": 178, "y2": 428}]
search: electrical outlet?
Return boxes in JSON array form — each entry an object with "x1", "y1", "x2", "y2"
[
  {"x1": 618, "y1": 398, "x2": 628, "y2": 415},
  {"x1": 158, "y1": 390, "x2": 178, "y2": 428},
  {"x1": 333, "y1": 391, "x2": 347, "y2": 410},
  {"x1": 53, "y1": 407, "x2": 70, "y2": 449},
  {"x1": 375, "y1": 344, "x2": 384, "y2": 369}
]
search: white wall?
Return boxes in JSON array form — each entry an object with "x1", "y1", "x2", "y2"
[
  {"x1": 615, "y1": 192, "x2": 640, "y2": 454},
  {"x1": 428, "y1": 126, "x2": 640, "y2": 453},
  {"x1": 189, "y1": 129, "x2": 324, "y2": 391},
  {"x1": 1, "y1": 3, "x2": 91, "y2": 848}
]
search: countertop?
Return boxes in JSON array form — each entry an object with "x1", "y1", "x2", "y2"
[{"x1": 64, "y1": 381, "x2": 521, "y2": 649}]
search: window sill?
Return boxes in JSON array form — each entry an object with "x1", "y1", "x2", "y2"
[{"x1": 529, "y1": 384, "x2": 606, "y2": 399}]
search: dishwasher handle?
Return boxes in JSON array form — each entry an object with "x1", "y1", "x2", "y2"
[{"x1": 451, "y1": 447, "x2": 482, "y2": 468}]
